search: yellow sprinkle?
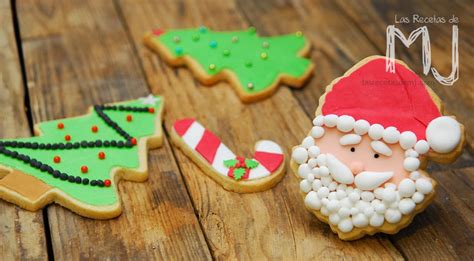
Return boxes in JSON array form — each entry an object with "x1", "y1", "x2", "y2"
[
  {"x1": 260, "y1": 52, "x2": 268, "y2": 59},
  {"x1": 209, "y1": 64, "x2": 216, "y2": 70},
  {"x1": 247, "y1": 83, "x2": 254, "y2": 89},
  {"x1": 295, "y1": 31, "x2": 303, "y2": 37}
]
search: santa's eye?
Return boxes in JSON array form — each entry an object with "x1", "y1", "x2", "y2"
[
  {"x1": 350, "y1": 147, "x2": 355, "y2": 152},
  {"x1": 374, "y1": 153, "x2": 380, "y2": 158}
]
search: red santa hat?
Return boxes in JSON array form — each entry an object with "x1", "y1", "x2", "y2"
[{"x1": 321, "y1": 56, "x2": 462, "y2": 154}]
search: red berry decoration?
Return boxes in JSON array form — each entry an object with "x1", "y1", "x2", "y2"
[
  {"x1": 131, "y1": 138, "x2": 137, "y2": 145},
  {"x1": 98, "y1": 152, "x2": 106, "y2": 160},
  {"x1": 53, "y1": 156, "x2": 61, "y2": 163},
  {"x1": 126, "y1": 115, "x2": 132, "y2": 122},
  {"x1": 104, "y1": 179, "x2": 111, "y2": 187},
  {"x1": 91, "y1": 125, "x2": 98, "y2": 133},
  {"x1": 81, "y1": 166, "x2": 88, "y2": 173},
  {"x1": 148, "y1": 107, "x2": 155, "y2": 113},
  {"x1": 65, "y1": 135, "x2": 71, "y2": 141},
  {"x1": 57, "y1": 122, "x2": 64, "y2": 129}
]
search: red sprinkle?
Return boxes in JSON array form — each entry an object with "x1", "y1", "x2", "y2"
[
  {"x1": 91, "y1": 125, "x2": 98, "y2": 133},
  {"x1": 98, "y1": 152, "x2": 105, "y2": 160},
  {"x1": 81, "y1": 166, "x2": 88, "y2": 173},
  {"x1": 104, "y1": 179, "x2": 111, "y2": 187},
  {"x1": 57, "y1": 123, "x2": 64, "y2": 129},
  {"x1": 148, "y1": 107, "x2": 155, "y2": 113},
  {"x1": 131, "y1": 138, "x2": 137, "y2": 145},
  {"x1": 65, "y1": 135, "x2": 71, "y2": 141},
  {"x1": 126, "y1": 115, "x2": 132, "y2": 122},
  {"x1": 53, "y1": 156, "x2": 61, "y2": 163}
]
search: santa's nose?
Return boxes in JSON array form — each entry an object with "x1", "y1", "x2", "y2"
[{"x1": 350, "y1": 161, "x2": 364, "y2": 174}]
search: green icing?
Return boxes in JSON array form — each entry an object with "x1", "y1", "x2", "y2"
[
  {"x1": 0, "y1": 96, "x2": 162, "y2": 206},
  {"x1": 154, "y1": 27, "x2": 312, "y2": 93}
]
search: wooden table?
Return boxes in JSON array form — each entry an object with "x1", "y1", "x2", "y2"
[{"x1": 1, "y1": 0, "x2": 473, "y2": 260}]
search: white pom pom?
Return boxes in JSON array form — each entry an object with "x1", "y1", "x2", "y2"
[
  {"x1": 414, "y1": 140, "x2": 430, "y2": 155},
  {"x1": 368, "y1": 124, "x2": 384, "y2": 140},
  {"x1": 317, "y1": 187, "x2": 330, "y2": 199},
  {"x1": 398, "y1": 198, "x2": 416, "y2": 214},
  {"x1": 292, "y1": 147, "x2": 308, "y2": 164},
  {"x1": 410, "y1": 171, "x2": 421, "y2": 180},
  {"x1": 301, "y1": 136, "x2": 314, "y2": 148},
  {"x1": 313, "y1": 115, "x2": 324, "y2": 126},
  {"x1": 338, "y1": 207, "x2": 351, "y2": 218},
  {"x1": 312, "y1": 179, "x2": 322, "y2": 191},
  {"x1": 403, "y1": 157, "x2": 420, "y2": 171},
  {"x1": 307, "y1": 146, "x2": 320, "y2": 158},
  {"x1": 336, "y1": 115, "x2": 355, "y2": 133},
  {"x1": 338, "y1": 218, "x2": 353, "y2": 232},
  {"x1": 352, "y1": 213, "x2": 369, "y2": 228},
  {"x1": 306, "y1": 173, "x2": 315, "y2": 183},
  {"x1": 369, "y1": 214, "x2": 385, "y2": 227},
  {"x1": 382, "y1": 188, "x2": 396, "y2": 203},
  {"x1": 382, "y1": 127, "x2": 400, "y2": 144},
  {"x1": 412, "y1": 192, "x2": 425, "y2": 203},
  {"x1": 324, "y1": 114, "x2": 338, "y2": 127},
  {"x1": 416, "y1": 178, "x2": 433, "y2": 194},
  {"x1": 354, "y1": 119, "x2": 370, "y2": 135},
  {"x1": 400, "y1": 131, "x2": 417, "y2": 150},
  {"x1": 316, "y1": 154, "x2": 327, "y2": 167},
  {"x1": 305, "y1": 191, "x2": 321, "y2": 210},
  {"x1": 404, "y1": 149, "x2": 419, "y2": 158},
  {"x1": 327, "y1": 200, "x2": 341, "y2": 213},
  {"x1": 385, "y1": 209, "x2": 402, "y2": 223},
  {"x1": 308, "y1": 158, "x2": 318, "y2": 168},
  {"x1": 297, "y1": 164, "x2": 311, "y2": 179},
  {"x1": 426, "y1": 116, "x2": 462, "y2": 153},
  {"x1": 398, "y1": 179, "x2": 416, "y2": 197},
  {"x1": 311, "y1": 126, "x2": 325, "y2": 139},
  {"x1": 361, "y1": 191, "x2": 375, "y2": 202},
  {"x1": 300, "y1": 180, "x2": 312, "y2": 193},
  {"x1": 329, "y1": 213, "x2": 341, "y2": 225}
]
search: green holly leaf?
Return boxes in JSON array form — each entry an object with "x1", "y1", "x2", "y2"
[
  {"x1": 233, "y1": 168, "x2": 246, "y2": 180},
  {"x1": 245, "y1": 159, "x2": 259, "y2": 169},
  {"x1": 224, "y1": 159, "x2": 238, "y2": 168}
]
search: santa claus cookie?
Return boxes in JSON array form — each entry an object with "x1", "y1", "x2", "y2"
[
  {"x1": 0, "y1": 95, "x2": 164, "y2": 219},
  {"x1": 144, "y1": 26, "x2": 314, "y2": 103},
  {"x1": 171, "y1": 119, "x2": 285, "y2": 193},
  {"x1": 291, "y1": 56, "x2": 465, "y2": 240}
]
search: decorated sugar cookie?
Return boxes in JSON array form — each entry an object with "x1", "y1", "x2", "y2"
[
  {"x1": 291, "y1": 56, "x2": 465, "y2": 240},
  {"x1": 171, "y1": 119, "x2": 285, "y2": 193},
  {"x1": 0, "y1": 95, "x2": 164, "y2": 219},
  {"x1": 144, "y1": 26, "x2": 314, "y2": 103}
]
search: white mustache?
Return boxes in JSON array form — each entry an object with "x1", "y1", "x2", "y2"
[
  {"x1": 354, "y1": 171, "x2": 394, "y2": 190},
  {"x1": 326, "y1": 153, "x2": 354, "y2": 184},
  {"x1": 325, "y1": 153, "x2": 393, "y2": 190}
]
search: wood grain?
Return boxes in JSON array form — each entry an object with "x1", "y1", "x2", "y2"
[
  {"x1": 118, "y1": 0, "x2": 402, "y2": 259},
  {"x1": 0, "y1": 0, "x2": 48, "y2": 260},
  {"x1": 17, "y1": 0, "x2": 211, "y2": 259}
]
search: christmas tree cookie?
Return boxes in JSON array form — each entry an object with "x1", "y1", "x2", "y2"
[
  {"x1": 0, "y1": 95, "x2": 164, "y2": 219},
  {"x1": 171, "y1": 119, "x2": 285, "y2": 193},
  {"x1": 144, "y1": 26, "x2": 314, "y2": 103}
]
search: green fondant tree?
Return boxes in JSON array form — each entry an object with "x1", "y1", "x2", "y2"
[
  {"x1": 0, "y1": 95, "x2": 162, "y2": 208},
  {"x1": 149, "y1": 26, "x2": 313, "y2": 99}
]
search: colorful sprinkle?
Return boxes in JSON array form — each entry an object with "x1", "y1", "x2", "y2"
[
  {"x1": 247, "y1": 83, "x2": 254, "y2": 89},
  {"x1": 98, "y1": 152, "x2": 106, "y2": 160},
  {"x1": 199, "y1": 26, "x2": 207, "y2": 33},
  {"x1": 231, "y1": 36, "x2": 239, "y2": 43},
  {"x1": 209, "y1": 40, "x2": 218, "y2": 48},
  {"x1": 262, "y1": 42, "x2": 270, "y2": 48},
  {"x1": 295, "y1": 31, "x2": 303, "y2": 37},
  {"x1": 126, "y1": 115, "x2": 132, "y2": 122},
  {"x1": 91, "y1": 126, "x2": 98, "y2": 133},
  {"x1": 260, "y1": 52, "x2": 268, "y2": 59},
  {"x1": 192, "y1": 34, "x2": 200, "y2": 41},
  {"x1": 223, "y1": 49, "x2": 230, "y2": 56},
  {"x1": 131, "y1": 138, "x2": 137, "y2": 145},
  {"x1": 245, "y1": 61, "x2": 253, "y2": 67},
  {"x1": 65, "y1": 135, "x2": 71, "y2": 141},
  {"x1": 104, "y1": 179, "x2": 111, "y2": 187},
  {"x1": 148, "y1": 107, "x2": 155, "y2": 113},
  {"x1": 248, "y1": 27, "x2": 256, "y2": 34},
  {"x1": 53, "y1": 156, "x2": 61, "y2": 164},
  {"x1": 57, "y1": 123, "x2": 64, "y2": 129},
  {"x1": 81, "y1": 166, "x2": 88, "y2": 174},
  {"x1": 209, "y1": 64, "x2": 216, "y2": 70},
  {"x1": 175, "y1": 47, "x2": 184, "y2": 55},
  {"x1": 173, "y1": 36, "x2": 181, "y2": 43}
]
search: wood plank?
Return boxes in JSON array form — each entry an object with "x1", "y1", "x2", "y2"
[
  {"x1": 0, "y1": 0, "x2": 48, "y2": 259},
  {"x1": 390, "y1": 167, "x2": 474, "y2": 259},
  {"x1": 17, "y1": 0, "x2": 211, "y2": 259},
  {"x1": 334, "y1": 0, "x2": 474, "y2": 150},
  {"x1": 118, "y1": 0, "x2": 403, "y2": 259}
]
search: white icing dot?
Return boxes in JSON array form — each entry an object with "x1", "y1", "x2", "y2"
[
  {"x1": 337, "y1": 184, "x2": 347, "y2": 191},
  {"x1": 324, "y1": 114, "x2": 338, "y2": 127},
  {"x1": 350, "y1": 207, "x2": 359, "y2": 215},
  {"x1": 336, "y1": 115, "x2": 355, "y2": 133},
  {"x1": 410, "y1": 171, "x2": 421, "y2": 180},
  {"x1": 398, "y1": 198, "x2": 416, "y2": 215},
  {"x1": 311, "y1": 126, "x2": 325, "y2": 139},
  {"x1": 321, "y1": 176, "x2": 332, "y2": 186},
  {"x1": 329, "y1": 213, "x2": 341, "y2": 225},
  {"x1": 369, "y1": 213, "x2": 385, "y2": 227},
  {"x1": 416, "y1": 178, "x2": 433, "y2": 194},
  {"x1": 412, "y1": 192, "x2": 425, "y2": 203},
  {"x1": 405, "y1": 149, "x2": 419, "y2": 158},
  {"x1": 306, "y1": 173, "x2": 315, "y2": 183},
  {"x1": 398, "y1": 178, "x2": 416, "y2": 198},
  {"x1": 300, "y1": 180, "x2": 312, "y2": 193},
  {"x1": 304, "y1": 191, "x2": 321, "y2": 210},
  {"x1": 354, "y1": 119, "x2": 370, "y2": 135},
  {"x1": 327, "y1": 200, "x2": 341, "y2": 213},
  {"x1": 338, "y1": 218, "x2": 353, "y2": 233},
  {"x1": 363, "y1": 206, "x2": 374, "y2": 217},
  {"x1": 307, "y1": 146, "x2": 320, "y2": 158},
  {"x1": 361, "y1": 191, "x2": 375, "y2": 202},
  {"x1": 340, "y1": 198, "x2": 352, "y2": 209},
  {"x1": 404, "y1": 157, "x2": 420, "y2": 171},
  {"x1": 328, "y1": 191, "x2": 338, "y2": 200},
  {"x1": 414, "y1": 140, "x2": 430, "y2": 155},
  {"x1": 426, "y1": 116, "x2": 461, "y2": 153},
  {"x1": 349, "y1": 191, "x2": 360, "y2": 202},
  {"x1": 368, "y1": 124, "x2": 384, "y2": 140},
  {"x1": 316, "y1": 154, "x2": 327, "y2": 167},
  {"x1": 312, "y1": 115, "x2": 324, "y2": 126},
  {"x1": 311, "y1": 167, "x2": 320, "y2": 178},
  {"x1": 297, "y1": 164, "x2": 311, "y2": 179},
  {"x1": 292, "y1": 147, "x2": 308, "y2": 164},
  {"x1": 321, "y1": 198, "x2": 329, "y2": 206},
  {"x1": 382, "y1": 188, "x2": 397, "y2": 203},
  {"x1": 374, "y1": 203, "x2": 386, "y2": 214},
  {"x1": 307, "y1": 158, "x2": 318, "y2": 168},
  {"x1": 382, "y1": 127, "x2": 400, "y2": 144},
  {"x1": 319, "y1": 166, "x2": 329, "y2": 176},
  {"x1": 356, "y1": 200, "x2": 370, "y2": 213},
  {"x1": 336, "y1": 190, "x2": 347, "y2": 200},
  {"x1": 339, "y1": 134, "x2": 362, "y2": 146},
  {"x1": 370, "y1": 141, "x2": 392, "y2": 156},
  {"x1": 338, "y1": 207, "x2": 351, "y2": 218},
  {"x1": 312, "y1": 179, "x2": 322, "y2": 191},
  {"x1": 352, "y1": 213, "x2": 369, "y2": 228},
  {"x1": 400, "y1": 131, "x2": 417, "y2": 150},
  {"x1": 328, "y1": 182, "x2": 338, "y2": 191},
  {"x1": 317, "y1": 187, "x2": 330, "y2": 199},
  {"x1": 385, "y1": 209, "x2": 402, "y2": 223},
  {"x1": 320, "y1": 206, "x2": 329, "y2": 216},
  {"x1": 301, "y1": 136, "x2": 314, "y2": 148},
  {"x1": 374, "y1": 188, "x2": 384, "y2": 199}
]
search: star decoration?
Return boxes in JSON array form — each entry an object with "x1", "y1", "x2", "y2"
[{"x1": 140, "y1": 94, "x2": 159, "y2": 105}]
